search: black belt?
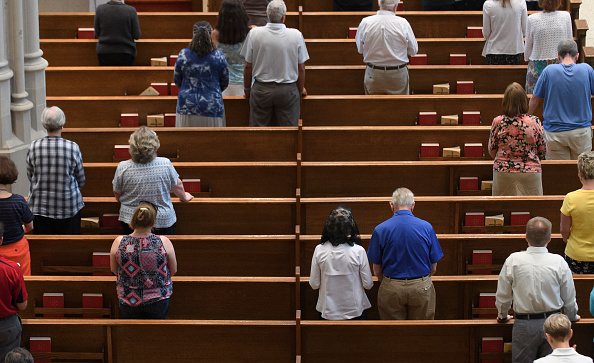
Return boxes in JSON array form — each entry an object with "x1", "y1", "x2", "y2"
[
  {"x1": 389, "y1": 274, "x2": 429, "y2": 281},
  {"x1": 367, "y1": 63, "x2": 408, "y2": 71},
  {"x1": 515, "y1": 310, "x2": 561, "y2": 320},
  {"x1": 0, "y1": 314, "x2": 16, "y2": 321}
]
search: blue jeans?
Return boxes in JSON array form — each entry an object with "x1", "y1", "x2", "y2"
[{"x1": 119, "y1": 298, "x2": 170, "y2": 319}]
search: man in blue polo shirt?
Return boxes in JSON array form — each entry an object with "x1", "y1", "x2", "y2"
[
  {"x1": 528, "y1": 39, "x2": 594, "y2": 160},
  {"x1": 367, "y1": 187, "x2": 443, "y2": 320}
]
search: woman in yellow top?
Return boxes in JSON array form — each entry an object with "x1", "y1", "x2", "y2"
[{"x1": 561, "y1": 151, "x2": 594, "y2": 273}]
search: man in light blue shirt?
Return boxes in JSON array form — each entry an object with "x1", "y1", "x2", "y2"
[{"x1": 528, "y1": 40, "x2": 594, "y2": 160}]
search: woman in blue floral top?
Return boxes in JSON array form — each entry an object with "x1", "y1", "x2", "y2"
[
  {"x1": 213, "y1": 0, "x2": 251, "y2": 97},
  {"x1": 488, "y1": 82, "x2": 547, "y2": 196},
  {"x1": 174, "y1": 21, "x2": 229, "y2": 127}
]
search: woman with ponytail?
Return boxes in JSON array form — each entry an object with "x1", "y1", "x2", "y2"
[
  {"x1": 110, "y1": 202, "x2": 177, "y2": 319},
  {"x1": 174, "y1": 21, "x2": 229, "y2": 127}
]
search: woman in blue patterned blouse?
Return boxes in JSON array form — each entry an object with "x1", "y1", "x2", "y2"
[{"x1": 174, "y1": 21, "x2": 229, "y2": 127}]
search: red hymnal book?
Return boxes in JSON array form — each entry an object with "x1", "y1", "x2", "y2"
[
  {"x1": 465, "y1": 212, "x2": 485, "y2": 227},
  {"x1": 450, "y1": 54, "x2": 466, "y2": 65},
  {"x1": 467, "y1": 26, "x2": 483, "y2": 38},
  {"x1": 183, "y1": 179, "x2": 201, "y2": 193},
  {"x1": 464, "y1": 143, "x2": 483, "y2": 158},
  {"x1": 459, "y1": 177, "x2": 479, "y2": 191},
  {"x1": 418, "y1": 112, "x2": 437, "y2": 125},
  {"x1": 101, "y1": 214, "x2": 119, "y2": 229},
  {"x1": 482, "y1": 337, "x2": 504, "y2": 363},
  {"x1": 348, "y1": 27, "x2": 357, "y2": 39},
  {"x1": 397, "y1": 2, "x2": 404, "y2": 11},
  {"x1": 120, "y1": 113, "x2": 138, "y2": 127},
  {"x1": 420, "y1": 143, "x2": 440, "y2": 158},
  {"x1": 77, "y1": 28, "x2": 94, "y2": 39},
  {"x1": 43, "y1": 293, "x2": 64, "y2": 318},
  {"x1": 30, "y1": 337, "x2": 51, "y2": 363},
  {"x1": 82, "y1": 293, "x2": 103, "y2": 318},
  {"x1": 410, "y1": 54, "x2": 427, "y2": 65},
  {"x1": 170, "y1": 83, "x2": 179, "y2": 96},
  {"x1": 114, "y1": 145, "x2": 131, "y2": 159},
  {"x1": 478, "y1": 292, "x2": 497, "y2": 318},
  {"x1": 92, "y1": 251, "x2": 111, "y2": 276},
  {"x1": 164, "y1": 113, "x2": 176, "y2": 127},
  {"x1": 472, "y1": 250, "x2": 493, "y2": 275},
  {"x1": 462, "y1": 111, "x2": 481, "y2": 125},
  {"x1": 169, "y1": 55, "x2": 178, "y2": 66},
  {"x1": 511, "y1": 212, "x2": 531, "y2": 226},
  {"x1": 457, "y1": 81, "x2": 474, "y2": 94},
  {"x1": 150, "y1": 83, "x2": 168, "y2": 95}
]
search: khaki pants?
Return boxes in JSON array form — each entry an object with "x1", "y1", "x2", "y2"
[
  {"x1": 377, "y1": 275, "x2": 436, "y2": 320},
  {"x1": 364, "y1": 66, "x2": 409, "y2": 95},
  {"x1": 543, "y1": 127, "x2": 592, "y2": 160}
]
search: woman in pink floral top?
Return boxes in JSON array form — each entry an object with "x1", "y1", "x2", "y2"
[{"x1": 488, "y1": 82, "x2": 547, "y2": 196}]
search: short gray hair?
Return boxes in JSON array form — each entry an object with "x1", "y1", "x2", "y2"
[
  {"x1": 557, "y1": 39, "x2": 578, "y2": 59},
  {"x1": 379, "y1": 0, "x2": 400, "y2": 9},
  {"x1": 526, "y1": 217, "x2": 552, "y2": 247},
  {"x1": 4, "y1": 348, "x2": 34, "y2": 363},
  {"x1": 41, "y1": 106, "x2": 66, "y2": 132},
  {"x1": 267, "y1": 0, "x2": 286, "y2": 23},
  {"x1": 128, "y1": 126, "x2": 160, "y2": 164},
  {"x1": 391, "y1": 187, "x2": 414, "y2": 209}
]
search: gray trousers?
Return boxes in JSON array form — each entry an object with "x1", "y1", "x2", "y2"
[
  {"x1": 0, "y1": 314, "x2": 21, "y2": 363},
  {"x1": 249, "y1": 81, "x2": 300, "y2": 127},
  {"x1": 512, "y1": 318, "x2": 551, "y2": 363}
]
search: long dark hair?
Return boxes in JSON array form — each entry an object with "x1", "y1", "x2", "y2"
[
  {"x1": 320, "y1": 205, "x2": 362, "y2": 247},
  {"x1": 215, "y1": 0, "x2": 250, "y2": 45},
  {"x1": 189, "y1": 21, "x2": 215, "y2": 56}
]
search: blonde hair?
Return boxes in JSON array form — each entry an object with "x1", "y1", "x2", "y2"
[
  {"x1": 129, "y1": 126, "x2": 160, "y2": 164},
  {"x1": 502, "y1": 82, "x2": 528, "y2": 118},
  {"x1": 129, "y1": 203, "x2": 157, "y2": 229},
  {"x1": 543, "y1": 314, "x2": 572, "y2": 341},
  {"x1": 577, "y1": 151, "x2": 594, "y2": 180}
]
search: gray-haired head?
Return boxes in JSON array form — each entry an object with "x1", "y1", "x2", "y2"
[
  {"x1": 379, "y1": 0, "x2": 400, "y2": 10},
  {"x1": 193, "y1": 20, "x2": 212, "y2": 35},
  {"x1": 391, "y1": 187, "x2": 414, "y2": 209},
  {"x1": 526, "y1": 217, "x2": 552, "y2": 247},
  {"x1": 557, "y1": 39, "x2": 578, "y2": 59},
  {"x1": 4, "y1": 348, "x2": 34, "y2": 363},
  {"x1": 267, "y1": 0, "x2": 287, "y2": 23},
  {"x1": 41, "y1": 106, "x2": 66, "y2": 132}
]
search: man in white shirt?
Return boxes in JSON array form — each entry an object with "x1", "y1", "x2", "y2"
[
  {"x1": 241, "y1": 0, "x2": 309, "y2": 126},
  {"x1": 496, "y1": 217, "x2": 579, "y2": 363},
  {"x1": 534, "y1": 314, "x2": 592, "y2": 363},
  {"x1": 355, "y1": 0, "x2": 417, "y2": 95}
]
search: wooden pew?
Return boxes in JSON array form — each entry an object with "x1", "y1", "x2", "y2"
[
  {"x1": 40, "y1": 38, "x2": 494, "y2": 66},
  {"x1": 79, "y1": 197, "x2": 296, "y2": 235},
  {"x1": 300, "y1": 275, "x2": 593, "y2": 322},
  {"x1": 61, "y1": 127, "x2": 297, "y2": 162},
  {"x1": 45, "y1": 65, "x2": 528, "y2": 96},
  {"x1": 299, "y1": 196, "x2": 565, "y2": 234},
  {"x1": 300, "y1": 160, "x2": 580, "y2": 197},
  {"x1": 22, "y1": 319, "x2": 296, "y2": 362},
  {"x1": 301, "y1": 126, "x2": 492, "y2": 161},
  {"x1": 82, "y1": 162, "x2": 297, "y2": 198},
  {"x1": 299, "y1": 234, "x2": 567, "y2": 277},
  {"x1": 46, "y1": 96, "x2": 249, "y2": 127},
  {"x1": 28, "y1": 235, "x2": 297, "y2": 276},
  {"x1": 23, "y1": 276, "x2": 296, "y2": 320}
]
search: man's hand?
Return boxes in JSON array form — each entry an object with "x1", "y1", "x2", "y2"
[
  {"x1": 301, "y1": 87, "x2": 307, "y2": 97},
  {"x1": 244, "y1": 89, "x2": 250, "y2": 99},
  {"x1": 497, "y1": 315, "x2": 512, "y2": 323},
  {"x1": 572, "y1": 314, "x2": 581, "y2": 322}
]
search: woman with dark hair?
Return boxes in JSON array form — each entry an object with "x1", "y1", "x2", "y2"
[
  {"x1": 0, "y1": 157, "x2": 33, "y2": 275},
  {"x1": 488, "y1": 82, "x2": 547, "y2": 196},
  {"x1": 110, "y1": 203, "x2": 177, "y2": 319},
  {"x1": 213, "y1": 0, "x2": 251, "y2": 96},
  {"x1": 174, "y1": 21, "x2": 229, "y2": 127},
  {"x1": 309, "y1": 206, "x2": 373, "y2": 320}
]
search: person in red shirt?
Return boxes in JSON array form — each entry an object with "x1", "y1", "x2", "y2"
[{"x1": 0, "y1": 221, "x2": 28, "y2": 363}]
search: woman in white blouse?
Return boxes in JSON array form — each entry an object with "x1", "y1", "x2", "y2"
[
  {"x1": 524, "y1": 0, "x2": 572, "y2": 93},
  {"x1": 309, "y1": 206, "x2": 373, "y2": 320},
  {"x1": 482, "y1": 0, "x2": 527, "y2": 65}
]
